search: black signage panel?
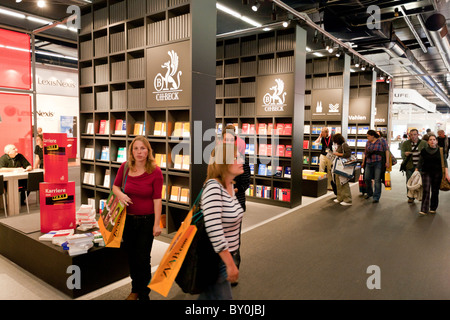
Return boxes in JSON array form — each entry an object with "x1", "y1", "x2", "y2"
[
  {"x1": 349, "y1": 96, "x2": 371, "y2": 123},
  {"x1": 375, "y1": 95, "x2": 389, "y2": 125},
  {"x1": 256, "y1": 73, "x2": 294, "y2": 116},
  {"x1": 311, "y1": 88, "x2": 343, "y2": 121},
  {"x1": 146, "y1": 40, "x2": 191, "y2": 107}
]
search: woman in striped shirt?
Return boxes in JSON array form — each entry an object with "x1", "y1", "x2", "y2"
[{"x1": 200, "y1": 143, "x2": 244, "y2": 300}]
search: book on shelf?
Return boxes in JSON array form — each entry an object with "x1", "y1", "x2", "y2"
[
  {"x1": 153, "y1": 122, "x2": 166, "y2": 136},
  {"x1": 266, "y1": 144, "x2": 272, "y2": 157},
  {"x1": 83, "y1": 171, "x2": 95, "y2": 185},
  {"x1": 267, "y1": 165, "x2": 273, "y2": 176},
  {"x1": 303, "y1": 156, "x2": 309, "y2": 164},
  {"x1": 311, "y1": 156, "x2": 319, "y2": 165},
  {"x1": 170, "y1": 186, "x2": 181, "y2": 202},
  {"x1": 216, "y1": 123, "x2": 223, "y2": 135},
  {"x1": 267, "y1": 123, "x2": 273, "y2": 135},
  {"x1": 83, "y1": 146, "x2": 94, "y2": 160},
  {"x1": 172, "y1": 122, "x2": 190, "y2": 137},
  {"x1": 133, "y1": 122, "x2": 145, "y2": 135},
  {"x1": 259, "y1": 144, "x2": 267, "y2": 156},
  {"x1": 258, "y1": 164, "x2": 267, "y2": 176},
  {"x1": 303, "y1": 140, "x2": 309, "y2": 149},
  {"x1": 274, "y1": 166, "x2": 283, "y2": 177},
  {"x1": 249, "y1": 124, "x2": 256, "y2": 134},
  {"x1": 182, "y1": 155, "x2": 190, "y2": 170},
  {"x1": 161, "y1": 184, "x2": 166, "y2": 200},
  {"x1": 304, "y1": 124, "x2": 310, "y2": 134},
  {"x1": 100, "y1": 146, "x2": 110, "y2": 161},
  {"x1": 173, "y1": 154, "x2": 183, "y2": 169},
  {"x1": 357, "y1": 139, "x2": 367, "y2": 147},
  {"x1": 179, "y1": 188, "x2": 190, "y2": 204},
  {"x1": 283, "y1": 123, "x2": 292, "y2": 135},
  {"x1": 249, "y1": 163, "x2": 255, "y2": 175},
  {"x1": 275, "y1": 123, "x2": 284, "y2": 135},
  {"x1": 258, "y1": 123, "x2": 267, "y2": 135},
  {"x1": 154, "y1": 153, "x2": 166, "y2": 168},
  {"x1": 241, "y1": 123, "x2": 250, "y2": 134},
  {"x1": 255, "y1": 185, "x2": 271, "y2": 199},
  {"x1": 116, "y1": 147, "x2": 127, "y2": 162},
  {"x1": 285, "y1": 145, "x2": 292, "y2": 157},
  {"x1": 103, "y1": 169, "x2": 111, "y2": 188},
  {"x1": 98, "y1": 120, "x2": 109, "y2": 134},
  {"x1": 276, "y1": 145, "x2": 285, "y2": 157},
  {"x1": 115, "y1": 119, "x2": 125, "y2": 135},
  {"x1": 245, "y1": 184, "x2": 254, "y2": 197},
  {"x1": 182, "y1": 122, "x2": 190, "y2": 138},
  {"x1": 356, "y1": 152, "x2": 364, "y2": 159},
  {"x1": 85, "y1": 121, "x2": 94, "y2": 134},
  {"x1": 245, "y1": 144, "x2": 255, "y2": 155},
  {"x1": 274, "y1": 188, "x2": 291, "y2": 202},
  {"x1": 347, "y1": 139, "x2": 356, "y2": 147},
  {"x1": 358, "y1": 126, "x2": 369, "y2": 134},
  {"x1": 284, "y1": 166, "x2": 291, "y2": 178},
  {"x1": 312, "y1": 142, "x2": 322, "y2": 150}
]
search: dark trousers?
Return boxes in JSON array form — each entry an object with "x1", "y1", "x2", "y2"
[
  {"x1": 421, "y1": 171, "x2": 442, "y2": 213},
  {"x1": 123, "y1": 214, "x2": 155, "y2": 299}
]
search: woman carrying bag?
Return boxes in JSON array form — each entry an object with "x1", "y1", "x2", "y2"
[
  {"x1": 416, "y1": 134, "x2": 450, "y2": 216},
  {"x1": 332, "y1": 133, "x2": 353, "y2": 206},
  {"x1": 362, "y1": 130, "x2": 389, "y2": 203},
  {"x1": 199, "y1": 143, "x2": 244, "y2": 300}
]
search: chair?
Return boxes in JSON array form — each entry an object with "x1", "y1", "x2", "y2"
[
  {"x1": 0, "y1": 175, "x2": 7, "y2": 217},
  {"x1": 25, "y1": 171, "x2": 44, "y2": 214}
]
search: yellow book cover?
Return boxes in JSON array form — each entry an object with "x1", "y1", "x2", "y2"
[
  {"x1": 174, "y1": 154, "x2": 183, "y2": 169},
  {"x1": 161, "y1": 154, "x2": 166, "y2": 168},
  {"x1": 182, "y1": 122, "x2": 190, "y2": 137},
  {"x1": 182, "y1": 155, "x2": 190, "y2": 170},
  {"x1": 173, "y1": 122, "x2": 183, "y2": 137},
  {"x1": 155, "y1": 153, "x2": 162, "y2": 167},
  {"x1": 154, "y1": 122, "x2": 162, "y2": 136},
  {"x1": 161, "y1": 184, "x2": 166, "y2": 200},
  {"x1": 170, "y1": 186, "x2": 181, "y2": 202},
  {"x1": 180, "y1": 188, "x2": 189, "y2": 203}
]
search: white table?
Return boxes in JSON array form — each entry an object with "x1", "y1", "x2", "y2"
[{"x1": 1, "y1": 169, "x2": 44, "y2": 216}]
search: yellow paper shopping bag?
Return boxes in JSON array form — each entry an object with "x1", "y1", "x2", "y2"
[
  {"x1": 148, "y1": 207, "x2": 198, "y2": 297},
  {"x1": 384, "y1": 171, "x2": 392, "y2": 190},
  {"x1": 98, "y1": 191, "x2": 127, "y2": 248}
]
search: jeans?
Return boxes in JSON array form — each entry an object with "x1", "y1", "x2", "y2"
[
  {"x1": 198, "y1": 261, "x2": 232, "y2": 300},
  {"x1": 364, "y1": 161, "x2": 382, "y2": 201},
  {"x1": 421, "y1": 171, "x2": 442, "y2": 213},
  {"x1": 123, "y1": 214, "x2": 155, "y2": 299}
]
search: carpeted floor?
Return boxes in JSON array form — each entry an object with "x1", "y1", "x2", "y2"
[{"x1": 94, "y1": 168, "x2": 450, "y2": 300}]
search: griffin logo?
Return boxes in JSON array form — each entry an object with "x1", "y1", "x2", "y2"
[
  {"x1": 153, "y1": 50, "x2": 183, "y2": 101},
  {"x1": 263, "y1": 79, "x2": 287, "y2": 112}
]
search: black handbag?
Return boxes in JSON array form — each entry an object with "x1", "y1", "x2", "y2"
[{"x1": 175, "y1": 185, "x2": 221, "y2": 294}]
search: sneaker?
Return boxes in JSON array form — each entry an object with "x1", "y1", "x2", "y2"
[
  {"x1": 408, "y1": 198, "x2": 414, "y2": 203},
  {"x1": 340, "y1": 201, "x2": 352, "y2": 206},
  {"x1": 429, "y1": 210, "x2": 437, "y2": 214},
  {"x1": 419, "y1": 211, "x2": 427, "y2": 216},
  {"x1": 334, "y1": 199, "x2": 341, "y2": 203}
]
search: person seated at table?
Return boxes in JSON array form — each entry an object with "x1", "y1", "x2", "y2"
[{"x1": 0, "y1": 144, "x2": 32, "y2": 205}]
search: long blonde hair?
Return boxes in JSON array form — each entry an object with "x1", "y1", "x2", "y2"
[
  {"x1": 128, "y1": 136, "x2": 156, "y2": 173},
  {"x1": 206, "y1": 143, "x2": 237, "y2": 187}
]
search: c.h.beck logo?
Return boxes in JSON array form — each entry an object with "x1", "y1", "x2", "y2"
[
  {"x1": 153, "y1": 50, "x2": 183, "y2": 101},
  {"x1": 263, "y1": 79, "x2": 287, "y2": 112}
]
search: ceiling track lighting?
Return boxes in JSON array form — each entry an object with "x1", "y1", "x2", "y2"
[{"x1": 251, "y1": 0, "x2": 260, "y2": 12}]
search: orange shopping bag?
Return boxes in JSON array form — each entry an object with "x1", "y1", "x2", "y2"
[
  {"x1": 98, "y1": 191, "x2": 127, "y2": 248},
  {"x1": 384, "y1": 171, "x2": 392, "y2": 190},
  {"x1": 148, "y1": 205, "x2": 198, "y2": 297}
]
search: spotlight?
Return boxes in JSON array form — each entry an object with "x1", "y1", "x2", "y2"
[
  {"x1": 354, "y1": 58, "x2": 360, "y2": 68},
  {"x1": 282, "y1": 21, "x2": 289, "y2": 28},
  {"x1": 251, "y1": 1, "x2": 260, "y2": 12},
  {"x1": 335, "y1": 50, "x2": 341, "y2": 57},
  {"x1": 361, "y1": 63, "x2": 366, "y2": 71},
  {"x1": 37, "y1": 0, "x2": 46, "y2": 8},
  {"x1": 16, "y1": 0, "x2": 22, "y2": 3}
]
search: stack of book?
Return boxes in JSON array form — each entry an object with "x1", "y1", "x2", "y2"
[
  {"x1": 255, "y1": 185, "x2": 271, "y2": 199},
  {"x1": 65, "y1": 233, "x2": 96, "y2": 256},
  {"x1": 114, "y1": 119, "x2": 127, "y2": 135},
  {"x1": 98, "y1": 120, "x2": 109, "y2": 134},
  {"x1": 173, "y1": 154, "x2": 190, "y2": 170},
  {"x1": 76, "y1": 204, "x2": 98, "y2": 231},
  {"x1": 39, "y1": 229, "x2": 74, "y2": 245},
  {"x1": 154, "y1": 153, "x2": 166, "y2": 168},
  {"x1": 172, "y1": 122, "x2": 190, "y2": 137},
  {"x1": 274, "y1": 188, "x2": 291, "y2": 202},
  {"x1": 116, "y1": 147, "x2": 127, "y2": 163},
  {"x1": 83, "y1": 146, "x2": 94, "y2": 160},
  {"x1": 169, "y1": 186, "x2": 190, "y2": 204},
  {"x1": 153, "y1": 122, "x2": 167, "y2": 136},
  {"x1": 133, "y1": 122, "x2": 145, "y2": 135}
]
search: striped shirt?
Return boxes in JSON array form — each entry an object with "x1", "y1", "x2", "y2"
[
  {"x1": 410, "y1": 141, "x2": 421, "y2": 166},
  {"x1": 201, "y1": 179, "x2": 244, "y2": 254}
]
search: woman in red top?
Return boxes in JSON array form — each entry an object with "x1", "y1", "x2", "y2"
[{"x1": 113, "y1": 136, "x2": 163, "y2": 300}]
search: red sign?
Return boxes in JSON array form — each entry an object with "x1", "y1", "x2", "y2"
[
  {"x1": 43, "y1": 133, "x2": 68, "y2": 183},
  {"x1": 39, "y1": 181, "x2": 76, "y2": 233}
]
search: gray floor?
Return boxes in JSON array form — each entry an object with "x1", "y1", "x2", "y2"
[{"x1": 2, "y1": 165, "x2": 450, "y2": 299}]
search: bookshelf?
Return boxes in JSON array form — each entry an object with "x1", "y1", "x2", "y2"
[
  {"x1": 215, "y1": 26, "x2": 306, "y2": 208},
  {"x1": 79, "y1": 0, "x2": 216, "y2": 235}
]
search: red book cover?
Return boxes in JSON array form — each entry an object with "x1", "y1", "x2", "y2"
[
  {"x1": 99, "y1": 120, "x2": 107, "y2": 134},
  {"x1": 43, "y1": 133, "x2": 68, "y2": 183},
  {"x1": 259, "y1": 143, "x2": 267, "y2": 156},
  {"x1": 258, "y1": 123, "x2": 267, "y2": 135},
  {"x1": 285, "y1": 145, "x2": 292, "y2": 157},
  {"x1": 267, "y1": 123, "x2": 273, "y2": 135},
  {"x1": 241, "y1": 123, "x2": 249, "y2": 134},
  {"x1": 249, "y1": 124, "x2": 256, "y2": 134},
  {"x1": 276, "y1": 123, "x2": 284, "y2": 135},
  {"x1": 266, "y1": 144, "x2": 272, "y2": 156},
  {"x1": 303, "y1": 140, "x2": 309, "y2": 149},
  {"x1": 39, "y1": 181, "x2": 76, "y2": 233},
  {"x1": 276, "y1": 145, "x2": 285, "y2": 157},
  {"x1": 283, "y1": 123, "x2": 293, "y2": 135}
]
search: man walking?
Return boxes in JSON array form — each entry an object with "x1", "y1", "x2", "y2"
[
  {"x1": 401, "y1": 129, "x2": 427, "y2": 203},
  {"x1": 437, "y1": 130, "x2": 449, "y2": 159}
]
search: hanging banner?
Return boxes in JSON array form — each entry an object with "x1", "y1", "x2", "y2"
[
  {"x1": 311, "y1": 88, "x2": 343, "y2": 121},
  {"x1": 147, "y1": 40, "x2": 191, "y2": 107},
  {"x1": 256, "y1": 73, "x2": 294, "y2": 116}
]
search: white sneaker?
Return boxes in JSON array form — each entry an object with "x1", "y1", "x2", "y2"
[
  {"x1": 334, "y1": 199, "x2": 341, "y2": 203},
  {"x1": 340, "y1": 202, "x2": 352, "y2": 206}
]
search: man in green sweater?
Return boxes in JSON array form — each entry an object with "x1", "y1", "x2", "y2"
[{"x1": 401, "y1": 129, "x2": 427, "y2": 203}]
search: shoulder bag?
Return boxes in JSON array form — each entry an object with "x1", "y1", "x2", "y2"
[{"x1": 439, "y1": 147, "x2": 450, "y2": 191}]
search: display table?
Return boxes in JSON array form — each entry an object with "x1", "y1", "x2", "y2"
[
  {"x1": 302, "y1": 178, "x2": 328, "y2": 197},
  {"x1": 1, "y1": 169, "x2": 44, "y2": 216},
  {"x1": 0, "y1": 213, "x2": 129, "y2": 298}
]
